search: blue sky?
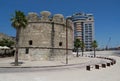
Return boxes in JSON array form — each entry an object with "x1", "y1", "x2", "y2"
[{"x1": 0, "y1": 0, "x2": 120, "y2": 48}]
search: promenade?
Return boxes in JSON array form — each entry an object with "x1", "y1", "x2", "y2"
[
  {"x1": 0, "y1": 56, "x2": 108, "y2": 68},
  {"x1": 0, "y1": 50, "x2": 120, "y2": 81}
]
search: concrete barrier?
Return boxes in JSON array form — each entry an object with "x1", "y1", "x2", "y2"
[
  {"x1": 111, "y1": 62, "x2": 113, "y2": 65},
  {"x1": 95, "y1": 65, "x2": 99, "y2": 69},
  {"x1": 101, "y1": 64, "x2": 106, "y2": 68},
  {"x1": 113, "y1": 60, "x2": 116, "y2": 64},
  {"x1": 107, "y1": 63, "x2": 110, "y2": 66},
  {"x1": 86, "y1": 65, "x2": 90, "y2": 71}
]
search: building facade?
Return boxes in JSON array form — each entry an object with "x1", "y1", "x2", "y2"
[
  {"x1": 70, "y1": 12, "x2": 94, "y2": 51},
  {"x1": 18, "y1": 11, "x2": 73, "y2": 61}
]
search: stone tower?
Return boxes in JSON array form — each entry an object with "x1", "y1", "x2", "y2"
[{"x1": 18, "y1": 11, "x2": 73, "y2": 61}]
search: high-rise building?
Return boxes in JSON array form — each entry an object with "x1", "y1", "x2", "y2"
[{"x1": 69, "y1": 12, "x2": 94, "y2": 51}]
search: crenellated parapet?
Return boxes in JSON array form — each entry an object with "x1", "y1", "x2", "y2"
[
  {"x1": 53, "y1": 14, "x2": 64, "y2": 23},
  {"x1": 27, "y1": 12, "x2": 39, "y2": 22},
  {"x1": 66, "y1": 19, "x2": 73, "y2": 30},
  {"x1": 40, "y1": 11, "x2": 51, "y2": 21},
  {"x1": 26, "y1": 11, "x2": 72, "y2": 25}
]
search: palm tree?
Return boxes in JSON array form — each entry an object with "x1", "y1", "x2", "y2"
[
  {"x1": 91, "y1": 40, "x2": 98, "y2": 57},
  {"x1": 11, "y1": 10, "x2": 28, "y2": 66},
  {"x1": 74, "y1": 39, "x2": 81, "y2": 57},
  {"x1": 80, "y1": 41, "x2": 85, "y2": 56}
]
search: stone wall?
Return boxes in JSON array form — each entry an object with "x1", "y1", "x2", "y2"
[{"x1": 18, "y1": 11, "x2": 73, "y2": 61}]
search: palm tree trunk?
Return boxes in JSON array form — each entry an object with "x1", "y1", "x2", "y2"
[
  {"x1": 15, "y1": 29, "x2": 19, "y2": 66},
  {"x1": 82, "y1": 48, "x2": 84, "y2": 56},
  {"x1": 76, "y1": 48, "x2": 79, "y2": 57},
  {"x1": 15, "y1": 47, "x2": 18, "y2": 65},
  {"x1": 94, "y1": 48, "x2": 96, "y2": 57}
]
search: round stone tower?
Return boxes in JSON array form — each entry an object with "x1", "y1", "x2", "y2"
[{"x1": 18, "y1": 11, "x2": 73, "y2": 61}]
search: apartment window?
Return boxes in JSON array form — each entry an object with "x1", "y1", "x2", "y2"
[
  {"x1": 85, "y1": 24, "x2": 88, "y2": 27},
  {"x1": 89, "y1": 24, "x2": 92, "y2": 27},
  {"x1": 59, "y1": 42, "x2": 62, "y2": 46},
  {"x1": 89, "y1": 27, "x2": 92, "y2": 30},
  {"x1": 29, "y1": 40, "x2": 32, "y2": 45},
  {"x1": 89, "y1": 24, "x2": 92, "y2": 26},
  {"x1": 25, "y1": 48, "x2": 29, "y2": 54},
  {"x1": 89, "y1": 18, "x2": 92, "y2": 20},
  {"x1": 76, "y1": 32, "x2": 82, "y2": 36}
]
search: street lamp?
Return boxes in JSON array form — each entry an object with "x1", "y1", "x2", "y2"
[{"x1": 66, "y1": 18, "x2": 69, "y2": 64}]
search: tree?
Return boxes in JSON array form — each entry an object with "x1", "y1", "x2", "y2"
[
  {"x1": 0, "y1": 38, "x2": 14, "y2": 47},
  {"x1": 91, "y1": 40, "x2": 98, "y2": 57},
  {"x1": 74, "y1": 39, "x2": 81, "y2": 57},
  {"x1": 11, "y1": 10, "x2": 28, "y2": 66},
  {"x1": 80, "y1": 41, "x2": 85, "y2": 56}
]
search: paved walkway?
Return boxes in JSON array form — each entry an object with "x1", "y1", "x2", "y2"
[
  {"x1": 0, "y1": 55, "x2": 119, "y2": 81},
  {"x1": 0, "y1": 51, "x2": 119, "y2": 81},
  {"x1": 0, "y1": 56, "x2": 110, "y2": 68}
]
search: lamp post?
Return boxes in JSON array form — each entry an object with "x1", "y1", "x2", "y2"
[{"x1": 66, "y1": 18, "x2": 69, "y2": 64}]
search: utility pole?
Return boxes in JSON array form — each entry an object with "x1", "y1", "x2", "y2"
[{"x1": 106, "y1": 37, "x2": 111, "y2": 50}]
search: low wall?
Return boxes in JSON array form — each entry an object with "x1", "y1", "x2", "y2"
[{"x1": 73, "y1": 50, "x2": 120, "y2": 56}]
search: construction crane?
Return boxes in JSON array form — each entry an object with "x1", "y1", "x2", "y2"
[{"x1": 106, "y1": 37, "x2": 111, "y2": 50}]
